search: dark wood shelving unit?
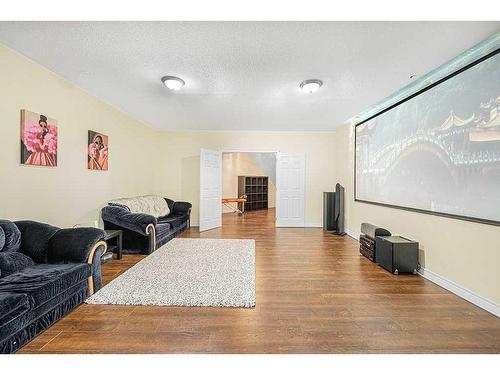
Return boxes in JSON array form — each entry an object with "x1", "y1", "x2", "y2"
[{"x1": 238, "y1": 176, "x2": 269, "y2": 211}]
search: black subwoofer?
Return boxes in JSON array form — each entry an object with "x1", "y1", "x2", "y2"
[{"x1": 375, "y1": 236, "x2": 418, "y2": 275}]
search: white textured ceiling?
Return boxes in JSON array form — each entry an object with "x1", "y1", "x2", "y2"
[{"x1": 0, "y1": 22, "x2": 498, "y2": 131}]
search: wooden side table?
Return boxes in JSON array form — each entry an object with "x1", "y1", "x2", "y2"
[{"x1": 104, "y1": 229, "x2": 123, "y2": 260}]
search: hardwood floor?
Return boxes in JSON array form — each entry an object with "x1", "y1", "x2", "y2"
[{"x1": 19, "y1": 209, "x2": 500, "y2": 353}]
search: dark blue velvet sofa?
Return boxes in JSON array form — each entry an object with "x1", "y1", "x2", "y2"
[
  {"x1": 0, "y1": 219, "x2": 106, "y2": 354},
  {"x1": 101, "y1": 197, "x2": 191, "y2": 255}
]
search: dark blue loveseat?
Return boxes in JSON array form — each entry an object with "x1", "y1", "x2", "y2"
[
  {"x1": 101, "y1": 196, "x2": 191, "y2": 255},
  {"x1": 0, "y1": 219, "x2": 106, "y2": 354}
]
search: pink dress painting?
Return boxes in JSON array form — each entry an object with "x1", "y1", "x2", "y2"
[
  {"x1": 88, "y1": 131, "x2": 109, "y2": 170},
  {"x1": 21, "y1": 111, "x2": 58, "y2": 167}
]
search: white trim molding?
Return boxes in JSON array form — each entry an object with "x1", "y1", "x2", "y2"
[
  {"x1": 304, "y1": 223, "x2": 323, "y2": 228},
  {"x1": 418, "y1": 267, "x2": 500, "y2": 318},
  {"x1": 346, "y1": 229, "x2": 360, "y2": 241},
  {"x1": 346, "y1": 230, "x2": 500, "y2": 318}
]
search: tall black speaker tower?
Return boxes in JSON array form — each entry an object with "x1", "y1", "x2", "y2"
[
  {"x1": 323, "y1": 192, "x2": 335, "y2": 230},
  {"x1": 334, "y1": 183, "x2": 345, "y2": 235}
]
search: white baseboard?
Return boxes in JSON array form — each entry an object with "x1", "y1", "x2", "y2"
[
  {"x1": 304, "y1": 223, "x2": 323, "y2": 228},
  {"x1": 196, "y1": 222, "x2": 330, "y2": 229},
  {"x1": 418, "y1": 267, "x2": 500, "y2": 318},
  {"x1": 346, "y1": 229, "x2": 360, "y2": 240},
  {"x1": 345, "y1": 228, "x2": 499, "y2": 318}
]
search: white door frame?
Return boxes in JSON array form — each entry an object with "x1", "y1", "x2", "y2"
[
  {"x1": 200, "y1": 148, "x2": 306, "y2": 227},
  {"x1": 219, "y1": 149, "x2": 306, "y2": 228},
  {"x1": 220, "y1": 150, "x2": 278, "y2": 220}
]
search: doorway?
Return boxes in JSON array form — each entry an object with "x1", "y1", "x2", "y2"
[
  {"x1": 221, "y1": 152, "x2": 277, "y2": 225},
  {"x1": 199, "y1": 149, "x2": 305, "y2": 232}
]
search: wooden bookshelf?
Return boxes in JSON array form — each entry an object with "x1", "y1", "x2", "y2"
[{"x1": 238, "y1": 176, "x2": 269, "y2": 211}]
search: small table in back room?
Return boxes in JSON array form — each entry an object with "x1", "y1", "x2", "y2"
[{"x1": 104, "y1": 229, "x2": 123, "y2": 260}]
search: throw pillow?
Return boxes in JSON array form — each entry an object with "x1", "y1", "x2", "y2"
[
  {"x1": 0, "y1": 220, "x2": 21, "y2": 253},
  {"x1": 0, "y1": 252, "x2": 35, "y2": 277},
  {"x1": 0, "y1": 227, "x2": 5, "y2": 251},
  {"x1": 14, "y1": 220, "x2": 59, "y2": 263}
]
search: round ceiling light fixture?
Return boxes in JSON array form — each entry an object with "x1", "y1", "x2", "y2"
[
  {"x1": 161, "y1": 75, "x2": 185, "y2": 91},
  {"x1": 300, "y1": 79, "x2": 323, "y2": 94}
]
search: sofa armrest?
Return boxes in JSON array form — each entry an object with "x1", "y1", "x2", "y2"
[
  {"x1": 47, "y1": 227, "x2": 106, "y2": 263},
  {"x1": 102, "y1": 205, "x2": 158, "y2": 235},
  {"x1": 87, "y1": 241, "x2": 107, "y2": 295},
  {"x1": 47, "y1": 227, "x2": 107, "y2": 296},
  {"x1": 172, "y1": 201, "x2": 192, "y2": 215}
]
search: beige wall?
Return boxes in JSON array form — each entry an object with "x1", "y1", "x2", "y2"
[
  {"x1": 222, "y1": 152, "x2": 276, "y2": 213},
  {"x1": 334, "y1": 124, "x2": 500, "y2": 305},
  {"x1": 154, "y1": 131, "x2": 337, "y2": 226},
  {"x1": 2, "y1": 41, "x2": 498, "y2": 308},
  {"x1": 0, "y1": 44, "x2": 160, "y2": 228},
  {"x1": 0, "y1": 44, "x2": 336, "y2": 230}
]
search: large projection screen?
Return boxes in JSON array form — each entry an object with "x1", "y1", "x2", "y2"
[{"x1": 355, "y1": 49, "x2": 500, "y2": 226}]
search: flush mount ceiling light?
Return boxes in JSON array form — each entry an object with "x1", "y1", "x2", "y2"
[
  {"x1": 300, "y1": 79, "x2": 323, "y2": 94},
  {"x1": 161, "y1": 75, "x2": 185, "y2": 91}
]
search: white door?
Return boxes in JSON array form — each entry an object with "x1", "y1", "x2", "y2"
[
  {"x1": 276, "y1": 152, "x2": 305, "y2": 227},
  {"x1": 199, "y1": 148, "x2": 222, "y2": 232}
]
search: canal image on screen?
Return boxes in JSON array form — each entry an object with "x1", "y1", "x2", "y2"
[{"x1": 355, "y1": 52, "x2": 500, "y2": 223}]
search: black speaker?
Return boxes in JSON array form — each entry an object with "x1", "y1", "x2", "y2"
[
  {"x1": 375, "y1": 236, "x2": 418, "y2": 274},
  {"x1": 323, "y1": 192, "x2": 335, "y2": 230},
  {"x1": 334, "y1": 183, "x2": 345, "y2": 235}
]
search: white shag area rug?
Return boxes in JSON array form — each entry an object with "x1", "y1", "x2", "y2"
[{"x1": 86, "y1": 238, "x2": 255, "y2": 308}]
